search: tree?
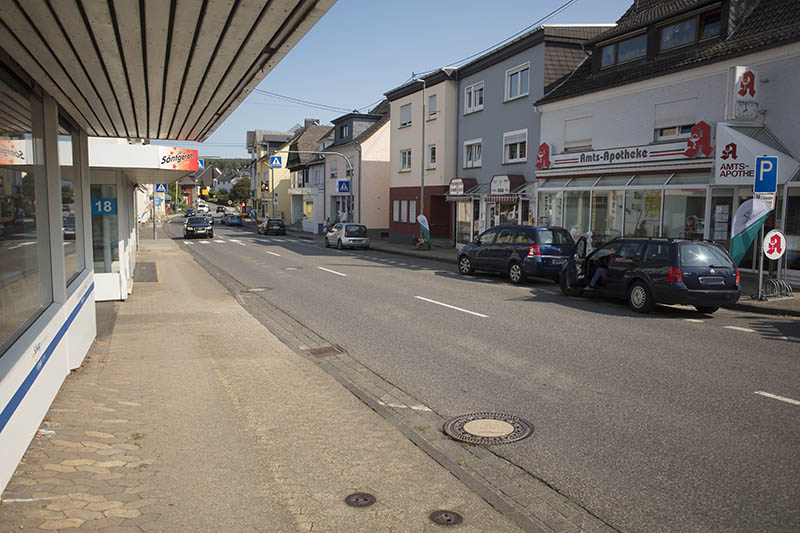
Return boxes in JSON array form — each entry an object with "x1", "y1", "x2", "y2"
[{"x1": 229, "y1": 177, "x2": 251, "y2": 204}]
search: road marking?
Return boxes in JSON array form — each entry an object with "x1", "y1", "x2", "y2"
[
  {"x1": 376, "y1": 400, "x2": 432, "y2": 412},
  {"x1": 776, "y1": 335, "x2": 800, "y2": 342},
  {"x1": 318, "y1": 266, "x2": 346, "y2": 277},
  {"x1": 723, "y1": 326, "x2": 756, "y2": 333},
  {"x1": 198, "y1": 240, "x2": 209, "y2": 244},
  {"x1": 266, "y1": 251, "x2": 281, "y2": 257},
  {"x1": 684, "y1": 319, "x2": 704, "y2": 323},
  {"x1": 286, "y1": 238, "x2": 298, "y2": 242},
  {"x1": 228, "y1": 239, "x2": 246, "y2": 246},
  {"x1": 8, "y1": 242, "x2": 34, "y2": 250},
  {"x1": 273, "y1": 238, "x2": 286, "y2": 242},
  {"x1": 182, "y1": 241, "x2": 192, "y2": 245},
  {"x1": 414, "y1": 296, "x2": 488, "y2": 318},
  {"x1": 754, "y1": 391, "x2": 800, "y2": 406}
]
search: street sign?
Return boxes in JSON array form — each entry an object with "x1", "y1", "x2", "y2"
[
  {"x1": 198, "y1": 159, "x2": 205, "y2": 171},
  {"x1": 763, "y1": 229, "x2": 786, "y2": 260},
  {"x1": 155, "y1": 183, "x2": 167, "y2": 193},
  {"x1": 755, "y1": 192, "x2": 775, "y2": 210},
  {"x1": 155, "y1": 197, "x2": 163, "y2": 206},
  {"x1": 227, "y1": 200, "x2": 232, "y2": 206},
  {"x1": 754, "y1": 156, "x2": 778, "y2": 193},
  {"x1": 269, "y1": 156, "x2": 282, "y2": 168},
  {"x1": 337, "y1": 180, "x2": 350, "y2": 193}
]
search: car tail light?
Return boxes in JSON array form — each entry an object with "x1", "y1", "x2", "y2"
[
  {"x1": 667, "y1": 267, "x2": 683, "y2": 282},
  {"x1": 527, "y1": 245, "x2": 541, "y2": 257},
  {"x1": 735, "y1": 269, "x2": 741, "y2": 285}
]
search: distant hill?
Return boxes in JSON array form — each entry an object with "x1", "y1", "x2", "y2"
[{"x1": 205, "y1": 158, "x2": 250, "y2": 171}]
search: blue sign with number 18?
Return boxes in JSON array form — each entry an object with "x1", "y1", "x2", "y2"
[{"x1": 91, "y1": 198, "x2": 117, "y2": 215}]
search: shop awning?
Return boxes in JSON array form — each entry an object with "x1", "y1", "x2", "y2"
[
  {"x1": 446, "y1": 195, "x2": 473, "y2": 202},
  {"x1": 485, "y1": 194, "x2": 519, "y2": 203}
]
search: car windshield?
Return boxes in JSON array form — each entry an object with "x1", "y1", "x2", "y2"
[
  {"x1": 680, "y1": 243, "x2": 734, "y2": 268},
  {"x1": 536, "y1": 229, "x2": 574, "y2": 245},
  {"x1": 187, "y1": 217, "x2": 207, "y2": 224},
  {"x1": 345, "y1": 225, "x2": 367, "y2": 237}
]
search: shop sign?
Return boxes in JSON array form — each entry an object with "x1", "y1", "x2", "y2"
[
  {"x1": 763, "y1": 229, "x2": 786, "y2": 260},
  {"x1": 729, "y1": 66, "x2": 760, "y2": 120},
  {"x1": 158, "y1": 147, "x2": 199, "y2": 171},
  {"x1": 449, "y1": 179, "x2": 465, "y2": 195},
  {"x1": 490, "y1": 175, "x2": 510, "y2": 195},
  {"x1": 0, "y1": 139, "x2": 27, "y2": 165},
  {"x1": 714, "y1": 124, "x2": 799, "y2": 186},
  {"x1": 535, "y1": 122, "x2": 712, "y2": 172}
]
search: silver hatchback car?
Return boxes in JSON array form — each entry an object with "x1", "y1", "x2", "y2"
[{"x1": 325, "y1": 223, "x2": 370, "y2": 249}]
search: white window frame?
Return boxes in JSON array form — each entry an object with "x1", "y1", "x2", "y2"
[
  {"x1": 428, "y1": 144, "x2": 437, "y2": 169},
  {"x1": 655, "y1": 124, "x2": 694, "y2": 141},
  {"x1": 400, "y1": 149, "x2": 412, "y2": 172},
  {"x1": 504, "y1": 62, "x2": 530, "y2": 102},
  {"x1": 463, "y1": 138, "x2": 482, "y2": 168},
  {"x1": 393, "y1": 199, "x2": 400, "y2": 222},
  {"x1": 464, "y1": 81, "x2": 484, "y2": 114},
  {"x1": 503, "y1": 128, "x2": 528, "y2": 164},
  {"x1": 428, "y1": 94, "x2": 437, "y2": 120},
  {"x1": 400, "y1": 103, "x2": 412, "y2": 127},
  {"x1": 340, "y1": 124, "x2": 349, "y2": 137},
  {"x1": 330, "y1": 160, "x2": 338, "y2": 179},
  {"x1": 401, "y1": 200, "x2": 409, "y2": 222},
  {"x1": 409, "y1": 200, "x2": 416, "y2": 221}
]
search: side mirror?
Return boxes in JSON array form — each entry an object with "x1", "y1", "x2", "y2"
[{"x1": 473, "y1": 238, "x2": 481, "y2": 246}]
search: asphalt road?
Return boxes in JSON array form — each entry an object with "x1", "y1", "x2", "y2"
[{"x1": 166, "y1": 216, "x2": 800, "y2": 532}]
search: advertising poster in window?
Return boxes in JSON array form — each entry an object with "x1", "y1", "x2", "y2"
[{"x1": 644, "y1": 193, "x2": 660, "y2": 219}]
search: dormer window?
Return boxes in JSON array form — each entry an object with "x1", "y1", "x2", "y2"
[
  {"x1": 600, "y1": 34, "x2": 646, "y2": 68},
  {"x1": 339, "y1": 124, "x2": 349, "y2": 138},
  {"x1": 660, "y1": 10, "x2": 721, "y2": 52}
]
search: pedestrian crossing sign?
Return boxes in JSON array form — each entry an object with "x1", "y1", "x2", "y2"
[
  {"x1": 338, "y1": 180, "x2": 350, "y2": 193},
  {"x1": 155, "y1": 183, "x2": 167, "y2": 193},
  {"x1": 270, "y1": 156, "x2": 282, "y2": 168}
]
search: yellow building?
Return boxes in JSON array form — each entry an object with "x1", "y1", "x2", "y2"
[{"x1": 246, "y1": 129, "x2": 294, "y2": 221}]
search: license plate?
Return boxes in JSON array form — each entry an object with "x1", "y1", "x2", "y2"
[{"x1": 552, "y1": 258, "x2": 566, "y2": 264}]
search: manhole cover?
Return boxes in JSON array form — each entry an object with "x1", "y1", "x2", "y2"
[
  {"x1": 443, "y1": 412, "x2": 533, "y2": 445},
  {"x1": 344, "y1": 492, "x2": 375, "y2": 507},
  {"x1": 430, "y1": 510, "x2": 463, "y2": 526}
]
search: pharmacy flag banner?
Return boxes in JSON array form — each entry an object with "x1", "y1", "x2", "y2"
[
  {"x1": 730, "y1": 198, "x2": 771, "y2": 265},
  {"x1": 417, "y1": 214, "x2": 431, "y2": 245}
]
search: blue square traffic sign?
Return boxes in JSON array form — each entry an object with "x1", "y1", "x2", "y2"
[
  {"x1": 337, "y1": 180, "x2": 350, "y2": 193},
  {"x1": 155, "y1": 183, "x2": 168, "y2": 193},
  {"x1": 269, "y1": 156, "x2": 282, "y2": 168},
  {"x1": 754, "y1": 156, "x2": 778, "y2": 193}
]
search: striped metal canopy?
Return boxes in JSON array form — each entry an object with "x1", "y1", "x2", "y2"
[{"x1": 0, "y1": 0, "x2": 333, "y2": 141}]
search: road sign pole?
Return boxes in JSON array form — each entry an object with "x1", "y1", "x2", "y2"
[
  {"x1": 758, "y1": 225, "x2": 765, "y2": 300},
  {"x1": 152, "y1": 183, "x2": 157, "y2": 240},
  {"x1": 271, "y1": 165, "x2": 274, "y2": 219}
]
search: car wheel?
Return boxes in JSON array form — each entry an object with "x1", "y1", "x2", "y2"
[
  {"x1": 552, "y1": 276, "x2": 561, "y2": 284},
  {"x1": 337, "y1": 239, "x2": 343, "y2": 250},
  {"x1": 184, "y1": 233, "x2": 188, "y2": 239},
  {"x1": 508, "y1": 261, "x2": 526, "y2": 284},
  {"x1": 458, "y1": 255, "x2": 474, "y2": 275},
  {"x1": 695, "y1": 305, "x2": 719, "y2": 314},
  {"x1": 559, "y1": 271, "x2": 583, "y2": 297},
  {"x1": 628, "y1": 281, "x2": 654, "y2": 313},
  {"x1": 208, "y1": 233, "x2": 213, "y2": 239}
]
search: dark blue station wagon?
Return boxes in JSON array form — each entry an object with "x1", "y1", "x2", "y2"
[{"x1": 458, "y1": 226, "x2": 575, "y2": 284}]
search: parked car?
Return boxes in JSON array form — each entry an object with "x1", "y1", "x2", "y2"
[
  {"x1": 197, "y1": 203, "x2": 209, "y2": 214},
  {"x1": 184, "y1": 208, "x2": 196, "y2": 217},
  {"x1": 457, "y1": 226, "x2": 574, "y2": 284},
  {"x1": 216, "y1": 206, "x2": 226, "y2": 213},
  {"x1": 325, "y1": 223, "x2": 370, "y2": 249},
  {"x1": 184, "y1": 216, "x2": 213, "y2": 239},
  {"x1": 258, "y1": 218, "x2": 285, "y2": 235},
  {"x1": 62, "y1": 214, "x2": 76, "y2": 240},
  {"x1": 559, "y1": 237, "x2": 740, "y2": 314},
  {"x1": 222, "y1": 213, "x2": 242, "y2": 226}
]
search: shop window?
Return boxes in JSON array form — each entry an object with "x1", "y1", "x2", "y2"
[
  {"x1": 91, "y1": 183, "x2": 120, "y2": 273},
  {"x1": 785, "y1": 189, "x2": 800, "y2": 271},
  {"x1": 565, "y1": 191, "x2": 591, "y2": 240},
  {"x1": 393, "y1": 199, "x2": 400, "y2": 222},
  {"x1": 0, "y1": 70, "x2": 53, "y2": 356},
  {"x1": 592, "y1": 190, "x2": 624, "y2": 248},
  {"x1": 59, "y1": 116, "x2": 84, "y2": 285},
  {"x1": 538, "y1": 191, "x2": 563, "y2": 227},
  {"x1": 401, "y1": 200, "x2": 408, "y2": 222},
  {"x1": 625, "y1": 190, "x2": 662, "y2": 237},
  {"x1": 409, "y1": 200, "x2": 416, "y2": 221},
  {"x1": 455, "y1": 201, "x2": 473, "y2": 245},
  {"x1": 663, "y1": 189, "x2": 706, "y2": 240},
  {"x1": 600, "y1": 34, "x2": 646, "y2": 68}
]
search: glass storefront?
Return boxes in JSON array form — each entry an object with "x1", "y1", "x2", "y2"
[
  {"x1": 786, "y1": 188, "x2": 800, "y2": 272},
  {"x1": 0, "y1": 67, "x2": 52, "y2": 355},
  {"x1": 662, "y1": 189, "x2": 705, "y2": 239},
  {"x1": 91, "y1": 183, "x2": 119, "y2": 273},
  {"x1": 488, "y1": 201, "x2": 519, "y2": 227},
  {"x1": 591, "y1": 190, "x2": 624, "y2": 248},
  {"x1": 59, "y1": 117, "x2": 83, "y2": 285},
  {"x1": 625, "y1": 189, "x2": 662, "y2": 237},
  {"x1": 455, "y1": 201, "x2": 475, "y2": 245},
  {"x1": 565, "y1": 190, "x2": 591, "y2": 239},
  {"x1": 538, "y1": 191, "x2": 563, "y2": 227}
]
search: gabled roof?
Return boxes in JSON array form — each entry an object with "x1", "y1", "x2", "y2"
[
  {"x1": 540, "y1": 0, "x2": 800, "y2": 104},
  {"x1": 286, "y1": 123, "x2": 333, "y2": 169}
]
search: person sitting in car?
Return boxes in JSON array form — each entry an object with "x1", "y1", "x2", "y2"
[{"x1": 588, "y1": 252, "x2": 614, "y2": 289}]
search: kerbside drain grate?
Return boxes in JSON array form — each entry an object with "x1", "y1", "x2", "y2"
[
  {"x1": 443, "y1": 412, "x2": 533, "y2": 445},
  {"x1": 429, "y1": 510, "x2": 463, "y2": 526},
  {"x1": 344, "y1": 492, "x2": 376, "y2": 508},
  {"x1": 303, "y1": 345, "x2": 343, "y2": 359}
]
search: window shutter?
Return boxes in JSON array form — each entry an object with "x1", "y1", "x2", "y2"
[
  {"x1": 654, "y1": 99, "x2": 696, "y2": 129},
  {"x1": 564, "y1": 117, "x2": 592, "y2": 149}
]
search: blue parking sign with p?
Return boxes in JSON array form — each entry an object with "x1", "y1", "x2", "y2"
[{"x1": 754, "y1": 156, "x2": 778, "y2": 193}]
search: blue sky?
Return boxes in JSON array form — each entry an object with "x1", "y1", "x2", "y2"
[{"x1": 157, "y1": 0, "x2": 632, "y2": 159}]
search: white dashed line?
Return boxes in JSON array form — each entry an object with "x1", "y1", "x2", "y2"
[
  {"x1": 754, "y1": 391, "x2": 800, "y2": 406},
  {"x1": 272, "y1": 238, "x2": 286, "y2": 242},
  {"x1": 684, "y1": 319, "x2": 705, "y2": 323},
  {"x1": 198, "y1": 240, "x2": 209, "y2": 244},
  {"x1": 414, "y1": 296, "x2": 488, "y2": 318},
  {"x1": 286, "y1": 238, "x2": 298, "y2": 242},
  {"x1": 318, "y1": 266, "x2": 347, "y2": 277},
  {"x1": 266, "y1": 251, "x2": 281, "y2": 257},
  {"x1": 376, "y1": 400, "x2": 432, "y2": 412},
  {"x1": 228, "y1": 239, "x2": 246, "y2": 246},
  {"x1": 723, "y1": 326, "x2": 756, "y2": 333}
]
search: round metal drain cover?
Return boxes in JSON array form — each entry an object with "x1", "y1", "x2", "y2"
[
  {"x1": 443, "y1": 412, "x2": 533, "y2": 445},
  {"x1": 430, "y1": 510, "x2": 463, "y2": 526},
  {"x1": 344, "y1": 492, "x2": 376, "y2": 508}
]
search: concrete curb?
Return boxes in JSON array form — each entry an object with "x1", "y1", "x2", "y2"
[{"x1": 724, "y1": 300, "x2": 800, "y2": 318}]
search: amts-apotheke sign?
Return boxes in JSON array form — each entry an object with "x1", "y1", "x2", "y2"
[{"x1": 536, "y1": 122, "x2": 713, "y2": 171}]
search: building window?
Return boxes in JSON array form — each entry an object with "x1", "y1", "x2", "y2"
[
  {"x1": 340, "y1": 124, "x2": 349, "y2": 137},
  {"x1": 393, "y1": 199, "x2": 400, "y2": 222},
  {"x1": 330, "y1": 160, "x2": 338, "y2": 179},
  {"x1": 401, "y1": 200, "x2": 409, "y2": 222},
  {"x1": 464, "y1": 81, "x2": 484, "y2": 114},
  {"x1": 464, "y1": 139, "x2": 482, "y2": 168},
  {"x1": 428, "y1": 94, "x2": 437, "y2": 120},
  {"x1": 400, "y1": 149, "x2": 412, "y2": 171},
  {"x1": 428, "y1": 144, "x2": 436, "y2": 169},
  {"x1": 59, "y1": 116, "x2": 84, "y2": 286},
  {"x1": 600, "y1": 34, "x2": 647, "y2": 67},
  {"x1": 400, "y1": 103, "x2": 412, "y2": 127},
  {"x1": 345, "y1": 168, "x2": 353, "y2": 177},
  {"x1": 656, "y1": 124, "x2": 693, "y2": 140},
  {"x1": 503, "y1": 129, "x2": 527, "y2": 164},
  {"x1": 505, "y1": 62, "x2": 529, "y2": 101},
  {"x1": 409, "y1": 200, "x2": 416, "y2": 221},
  {"x1": 660, "y1": 10, "x2": 721, "y2": 52}
]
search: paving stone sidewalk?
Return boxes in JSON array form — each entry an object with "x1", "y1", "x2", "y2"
[{"x1": 0, "y1": 238, "x2": 519, "y2": 532}]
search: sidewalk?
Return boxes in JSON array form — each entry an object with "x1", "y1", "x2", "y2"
[{"x1": 0, "y1": 238, "x2": 519, "y2": 531}]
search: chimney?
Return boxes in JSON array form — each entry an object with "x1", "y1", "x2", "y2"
[{"x1": 304, "y1": 118, "x2": 319, "y2": 128}]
